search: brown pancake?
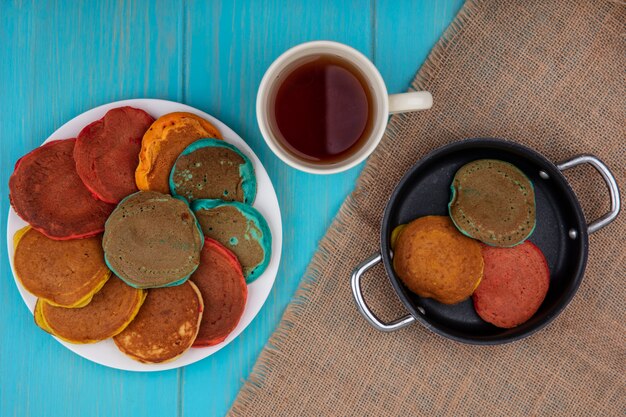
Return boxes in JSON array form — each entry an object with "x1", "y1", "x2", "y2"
[
  {"x1": 113, "y1": 281, "x2": 203, "y2": 363},
  {"x1": 393, "y1": 216, "x2": 483, "y2": 305},
  {"x1": 170, "y1": 138, "x2": 256, "y2": 204},
  {"x1": 102, "y1": 191, "x2": 203, "y2": 289},
  {"x1": 74, "y1": 106, "x2": 154, "y2": 203},
  {"x1": 473, "y1": 242, "x2": 550, "y2": 328},
  {"x1": 9, "y1": 139, "x2": 115, "y2": 240},
  {"x1": 449, "y1": 159, "x2": 536, "y2": 247},
  {"x1": 192, "y1": 200, "x2": 272, "y2": 283},
  {"x1": 135, "y1": 112, "x2": 222, "y2": 193},
  {"x1": 13, "y1": 226, "x2": 110, "y2": 308},
  {"x1": 34, "y1": 276, "x2": 145, "y2": 343},
  {"x1": 191, "y1": 238, "x2": 247, "y2": 347}
]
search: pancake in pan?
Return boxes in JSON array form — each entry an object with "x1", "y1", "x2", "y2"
[
  {"x1": 74, "y1": 106, "x2": 154, "y2": 203},
  {"x1": 449, "y1": 159, "x2": 536, "y2": 247},
  {"x1": 102, "y1": 191, "x2": 203, "y2": 289},
  {"x1": 34, "y1": 276, "x2": 145, "y2": 343},
  {"x1": 473, "y1": 242, "x2": 550, "y2": 328},
  {"x1": 192, "y1": 200, "x2": 271, "y2": 283},
  {"x1": 191, "y1": 238, "x2": 247, "y2": 347},
  {"x1": 13, "y1": 226, "x2": 110, "y2": 308},
  {"x1": 392, "y1": 215, "x2": 483, "y2": 305},
  {"x1": 135, "y1": 112, "x2": 222, "y2": 193},
  {"x1": 9, "y1": 139, "x2": 115, "y2": 240},
  {"x1": 170, "y1": 138, "x2": 256, "y2": 204},
  {"x1": 113, "y1": 281, "x2": 203, "y2": 363}
]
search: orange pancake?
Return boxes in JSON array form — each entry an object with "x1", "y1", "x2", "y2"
[
  {"x1": 135, "y1": 112, "x2": 222, "y2": 193},
  {"x1": 392, "y1": 215, "x2": 483, "y2": 305},
  {"x1": 113, "y1": 281, "x2": 203, "y2": 363},
  {"x1": 34, "y1": 276, "x2": 145, "y2": 343},
  {"x1": 13, "y1": 226, "x2": 110, "y2": 308}
]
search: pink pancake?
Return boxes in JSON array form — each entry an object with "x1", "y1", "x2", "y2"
[
  {"x1": 473, "y1": 242, "x2": 550, "y2": 328},
  {"x1": 74, "y1": 106, "x2": 154, "y2": 203},
  {"x1": 9, "y1": 139, "x2": 115, "y2": 240},
  {"x1": 191, "y1": 238, "x2": 247, "y2": 347}
]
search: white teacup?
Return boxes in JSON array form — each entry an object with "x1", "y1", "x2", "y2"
[{"x1": 257, "y1": 41, "x2": 433, "y2": 174}]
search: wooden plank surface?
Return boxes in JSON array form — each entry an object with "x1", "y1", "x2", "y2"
[{"x1": 0, "y1": 1, "x2": 462, "y2": 416}]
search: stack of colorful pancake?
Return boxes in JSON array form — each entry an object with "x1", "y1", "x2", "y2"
[
  {"x1": 392, "y1": 159, "x2": 549, "y2": 328},
  {"x1": 9, "y1": 107, "x2": 271, "y2": 363}
]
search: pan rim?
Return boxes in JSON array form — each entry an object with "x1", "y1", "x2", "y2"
[{"x1": 380, "y1": 138, "x2": 589, "y2": 345}]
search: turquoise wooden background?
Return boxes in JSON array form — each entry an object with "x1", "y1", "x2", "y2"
[{"x1": 0, "y1": 1, "x2": 463, "y2": 416}]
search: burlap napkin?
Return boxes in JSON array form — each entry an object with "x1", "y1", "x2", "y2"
[{"x1": 230, "y1": 1, "x2": 625, "y2": 415}]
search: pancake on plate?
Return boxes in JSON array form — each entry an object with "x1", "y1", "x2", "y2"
[
  {"x1": 34, "y1": 276, "x2": 145, "y2": 343},
  {"x1": 113, "y1": 281, "x2": 203, "y2": 363},
  {"x1": 170, "y1": 138, "x2": 256, "y2": 204},
  {"x1": 74, "y1": 106, "x2": 154, "y2": 203},
  {"x1": 392, "y1": 215, "x2": 483, "y2": 305},
  {"x1": 191, "y1": 238, "x2": 247, "y2": 347},
  {"x1": 9, "y1": 139, "x2": 115, "y2": 240},
  {"x1": 473, "y1": 242, "x2": 550, "y2": 328},
  {"x1": 102, "y1": 191, "x2": 203, "y2": 289},
  {"x1": 13, "y1": 226, "x2": 110, "y2": 308},
  {"x1": 449, "y1": 159, "x2": 536, "y2": 247},
  {"x1": 192, "y1": 200, "x2": 271, "y2": 283},
  {"x1": 135, "y1": 112, "x2": 222, "y2": 193}
]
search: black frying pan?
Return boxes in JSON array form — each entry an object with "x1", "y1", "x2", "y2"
[{"x1": 351, "y1": 139, "x2": 620, "y2": 344}]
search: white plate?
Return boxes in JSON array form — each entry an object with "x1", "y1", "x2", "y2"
[{"x1": 6, "y1": 99, "x2": 282, "y2": 372}]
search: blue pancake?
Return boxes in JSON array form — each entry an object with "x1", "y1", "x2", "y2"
[
  {"x1": 192, "y1": 200, "x2": 271, "y2": 283},
  {"x1": 103, "y1": 191, "x2": 204, "y2": 289},
  {"x1": 170, "y1": 138, "x2": 256, "y2": 204}
]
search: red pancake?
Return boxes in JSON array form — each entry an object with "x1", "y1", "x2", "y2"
[
  {"x1": 74, "y1": 106, "x2": 154, "y2": 203},
  {"x1": 473, "y1": 242, "x2": 550, "y2": 328},
  {"x1": 191, "y1": 238, "x2": 247, "y2": 347},
  {"x1": 9, "y1": 139, "x2": 115, "y2": 240}
]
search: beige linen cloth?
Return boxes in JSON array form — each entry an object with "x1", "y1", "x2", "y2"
[{"x1": 231, "y1": 0, "x2": 625, "y2": 415}]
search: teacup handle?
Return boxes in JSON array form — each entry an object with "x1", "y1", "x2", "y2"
[
  {"x1": 388, "y1": 91, "x2": 433, "y2": 114},
  {"x1": 351, "y1": 253, "x2": 416, "y2": 332}
]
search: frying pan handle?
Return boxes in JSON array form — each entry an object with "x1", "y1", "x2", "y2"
[
  {"x1": 557, "y1": 155, "x2": 621, "y2": 234},
  {"x1": 351, "y1": 253, "x2": 416, "y2": 332}
]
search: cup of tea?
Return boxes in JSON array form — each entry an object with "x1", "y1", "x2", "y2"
[{"x1": 257, "y1": 40, "x2": 433, "y2": 174}]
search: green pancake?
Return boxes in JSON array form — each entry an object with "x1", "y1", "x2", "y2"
[
  {"x1": 448, "y1": 159, "x2": 536, "y2": 247},
  {"x1": 192, "y1": 200, "x2": 271, "y2": 283},
  {"x1": 170, "y1": 138, "x2": 256, "y2": 204},
  {"x1": 103, "y1": 191, "x2": 204, "y2": 289}
]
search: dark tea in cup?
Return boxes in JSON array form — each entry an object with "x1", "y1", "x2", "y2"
[
  {"x1": 269, "y1": 54, "x2": 374, "y2": 164},
  {"x1": 257, "y1": 41, "x2": 433, "y2": 174}
]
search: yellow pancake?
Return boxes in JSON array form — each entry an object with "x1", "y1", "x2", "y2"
[
  {"x1": 135, "y1": 112, "x2": 222, "y2": 193},
  {"x1": 14, "y1": 226, "x2": 111, "y2": 308}
]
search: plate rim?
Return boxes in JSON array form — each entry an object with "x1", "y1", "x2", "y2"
[{"x1": 6, "y1": 98, "x2": 283, "y2": 372}]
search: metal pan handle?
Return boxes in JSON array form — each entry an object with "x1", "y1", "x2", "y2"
[
  {"x1": 557, "y1": 154, "x2": 621, "y2": 234},
  {"x1": 351, "y1": 253, "x2": 415, "y2": 332}
]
